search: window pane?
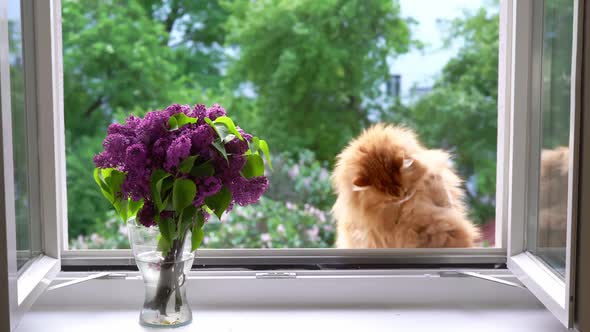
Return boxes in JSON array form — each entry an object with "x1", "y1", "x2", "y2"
[
  {"x1": 528, "y1": 0, "x2": 574, "y2": 277},
  {"x1": 8, "y1": 0, "x2": 36, "y2": 269},
  {"x1": 64, "y1": 0, "x2": 498, "y2": 249}
]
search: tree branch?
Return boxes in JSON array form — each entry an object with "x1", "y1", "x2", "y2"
[{"x1": 84, "y1": 96, "x2": 104, "y2": 117}]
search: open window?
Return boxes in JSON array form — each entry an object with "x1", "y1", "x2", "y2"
[
  {"x1": 0, "y1": 0, "x2": 587, "y2": 330},
  {"x1": 0, "y1": 1, "x2": 64, "y2": 330},
  {"x1": 505, "y1": 0, "x2": 583, "y2": 327}
]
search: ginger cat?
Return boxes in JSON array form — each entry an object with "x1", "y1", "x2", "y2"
[{"x1": 332, "y1": 124, "x2": 479, "y2": 248}]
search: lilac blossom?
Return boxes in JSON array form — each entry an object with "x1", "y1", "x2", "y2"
[
  {"x1": 206, "y1": 104, "x2": 226, "y2": 120},
  {"x1": 94, "y1": 103, "x2": 270, "y2": 228},
  {"x1": 165, "y1": 134, "x2": 192, "y2": 171}
]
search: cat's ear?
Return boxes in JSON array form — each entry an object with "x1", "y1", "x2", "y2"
[
  {"x1": 352, "y1": 176, "x2": 370, "y2": 191},
  {"x1": 402, "y1": 158, "x2": 414, "y2": 169}
]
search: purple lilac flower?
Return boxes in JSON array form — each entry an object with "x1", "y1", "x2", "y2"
[
  {"x1": 190, "y1": 104, "x2": 208, "y2": 122},
  {"x1": 164, "y1": 104, "x2": 191, "y2": 117},
  {"x1": 228, "y1": 176, "x2": 269, "y2": 206},
  {"x1": 225, "y1": 137, "x2": 249, "y2": 155},
  {"x1": 136, "y1": 111, "x2": 168, "y2": 145},
  {"x1": 94, "y1": 134, "x2": 133, "y2": 168},
  {"x1": 190, "y1": 125, "x2": 216, "y2": 156},
  {"x1": 107, "y1": 115, "x2": 141, "y2": 136},
  {"x1": 121, "y1": 170, "x2": 150, "y2": 201},
  {"x1": 237, "y1": 127, "x2": 253, "y2": 141},
  {"x1": 94, "y1": 103, "x2": 269, "y2": 227},
  {"x1": 125, "y1": 143, "x2": 148, "y2": 169},
  {"x1": 137, "y1": 202, "x2": 156, "y2": 227},
  {"x1": 215, "y1": 154, "x2": 247, "y2": 184},
  {"x1": 151, "y1": 136, "x2": 172, "y2": 168},
  {"x1": 165, "y1": 134, "x2": 192, "y2": 171},
  {"x1": 198, "y1": 176, "x2": 222, "y2": 197},
  {"x1": 206, "y1": 104, "x2": 226, "y2": 120}
]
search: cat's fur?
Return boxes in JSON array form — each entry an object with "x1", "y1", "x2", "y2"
[
  {"x1": 538, "y1": 147, "x2": 569, "y2": 247},
  {"x1": 332, "y1": 124, "x2": 480, "y2": 248}
]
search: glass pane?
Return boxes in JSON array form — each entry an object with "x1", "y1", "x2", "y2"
[
  {"x1": 8, "y1": 0, "x2": 38, "y2": 270},
  {"x1": 64, "y1": 0, "x2": 498, "y2": 249},
  {"x1": 528, "y1": 0, "x2": 574, "y2": 277}
]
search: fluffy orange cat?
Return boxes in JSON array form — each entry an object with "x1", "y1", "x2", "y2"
[{"x1": 332, "y1": 124, "x2": 479, "y2": 248}]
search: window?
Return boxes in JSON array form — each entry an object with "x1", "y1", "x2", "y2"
[
  {"x1": 0, "y1": 0, "x2": 587, "y2": 330},
  {"x1": 506, "y1": 0, "x2": 581, "y2": 327},
  {"x1": 526, "y1": 0, "x2": 574, "y2": 277},
  {"x1": 0, "y1": 1, "x2": 62, "y2": 330},
  {"x1": 7, "y1": 0, "x2": 42, "y2": 271},
  {"x1": 63, "y1": 0, "x2": 500, "y2": 251}
]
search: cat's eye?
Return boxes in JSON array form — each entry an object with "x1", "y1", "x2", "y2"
[{"x1": 402, "y1": 159, "x2": 414, "y2": 169}]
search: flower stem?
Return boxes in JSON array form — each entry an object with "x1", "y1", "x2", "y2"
[{"x1": 145, "y1": 233, "x2": 187, "y2": 315}]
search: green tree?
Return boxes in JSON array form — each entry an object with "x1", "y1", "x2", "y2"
[
  {"x1": 138, "y1": 0, "x2": 230, "y2": 91},
  {"x1": 223, "y1": 0, "x2": 414, "y2": 161},
  {"x1": 62, "y1": 0, "x2": 227, "y2": 237},
  {"x1": 392, "y1": 7, "x2": 499, "y2": 225}
]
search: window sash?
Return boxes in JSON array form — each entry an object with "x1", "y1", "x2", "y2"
[
  {"x1": 505, "y1": 0, "x2": 584, "y2": 328},
  {"x1": 0, "y1": 0, "x2": 64, "y2": 330},
  {"x1": 60, "y1": 247, "x2": 506, "y2": 268}
]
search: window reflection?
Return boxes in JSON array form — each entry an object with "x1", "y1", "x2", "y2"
[
  {"x1": 529, "y1": 0, "x2": 574, "y2": 277},
  {"x1": 8, "y1": 0, "x2": 35, "y2": 270}
]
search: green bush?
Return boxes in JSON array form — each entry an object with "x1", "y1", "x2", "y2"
[{"x1": 71, "y1": 151, "x2": 336, "y2": 249}]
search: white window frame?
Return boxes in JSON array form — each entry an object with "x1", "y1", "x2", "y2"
[
  {"x1": 0, "y1": 0, "x2": 64, "y2": 330},
  {"x1": 0, "y1": 0, "x2": 586, "y2": 330},
  {"x1": 505, "y1": 0, "x2": 583, "y2": 328},
  {"x1": 58, "y1": 1, "x2": 512, "y2": 268}
]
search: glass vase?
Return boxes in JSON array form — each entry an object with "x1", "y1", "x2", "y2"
[{"x1": 128, "y1": 220, "x2": 195, "y2": 328}]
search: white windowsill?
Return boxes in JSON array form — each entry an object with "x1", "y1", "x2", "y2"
[
  {"x1": 16, "y1": 306, "x2": 567, "y2": 332},
  {"x1": 15, "y1": 269, "x2": 567, "y2": 332}
]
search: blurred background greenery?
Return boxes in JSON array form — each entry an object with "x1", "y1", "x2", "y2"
[{"x1": 64, "y1": 0, "x2": 499, "y2": 249}]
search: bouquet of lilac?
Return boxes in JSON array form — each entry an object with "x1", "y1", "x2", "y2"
[{"x1": 94, "y1": 103, "x2": 271, "y2": 252}]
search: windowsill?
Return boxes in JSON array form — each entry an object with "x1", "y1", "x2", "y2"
[
  {"x1": 16, "y1": 306, "x2": 567, "y2": 332},
  {"x1": 16, "y1": 269, "x2": 567, "y2": 332}
]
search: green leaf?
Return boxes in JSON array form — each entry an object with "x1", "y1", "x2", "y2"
[
  {"x1": 150, "y1": 170, "x2": 172, "y2": 213},
  {"x1": 168, "y1": 113, "x2": 197, "y2": 130},
  {"x1": 106, "y1": 169, "x2": 126, "y2": 196},
  {"x1": 204, "y1": 117, "x2": 220, "y2": 136},
  {"x1": 158, "y1": 217, "x2": 177, "y2": 243},
  {"x1": 157, "y1": 234, "x2": 171, "y2": 256},
  {"x1": 191, "y1": 228, "x2": 205, "y2": 252},
  {"x1": 205, "y1": 116, "x2": 244, "y2": 141},
  {"x1": 211, "y1": 139, "x2": 229, "y2": 162},
  {"x1": 113, "y1": 199, "x2": 129, "y2": 222},
  {"x1": 204, "y1": 186, "x2": 231, "y2": 219},
  {"x1": 241, "y1": 154, "x2": 265, "y2": 179},
  {"x1": 202, "y1": 205, "x2": 219, "y2": 222},
  {"x1": 178, "y1": 155, "x2": 198, "y2": 174},
  {"x1": 248, "y1": 137, "x2": 260, "y2": 154},
  {"x1": 94, "y1": 168, "x2": 127, "y2": 205},
  {"x1": 222, "y1": 134, "x2": 236, "y2": 144},
  {"x1": 191, "y1": 212, "x2": 205, "y2": 251},
  {"x1": 93, "y1": 168, "x2": 113, "y2": 203},
  {"x1": 181, "y1": 205, "x2": 197, "y2": 225},
  {"x1": 213, "y1": 116, "x2": 244, "y2": 141},
  {"x1": 128, "y1": 199, "x2": 144, "y2": 218},
  {"x1": 173, "y1": 178, "x2": 197, "y2": 212},
  {"x1": 189, "y1": 161, "x2": 215, "y2": 177},
  {"x1": 257, "y1": 139, "x2": 273, "y2": 170},
  {"x1": 168, "y1": 116, "x2": 178, "y2": 130}
]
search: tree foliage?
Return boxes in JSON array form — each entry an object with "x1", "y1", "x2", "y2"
[
  {"x1": 63, "y1": 0, "x2": 500, "y2": 245},
  {"x1": 223, "y1": 0, "x2": 414, "y2": 160},
  {"x1": 391, "y1": 8, "x2": 499, "y2": 224}
]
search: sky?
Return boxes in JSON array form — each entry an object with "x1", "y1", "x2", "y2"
[{"x1": 392, "y1": 0, "x2": 495, "y2": 101}]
